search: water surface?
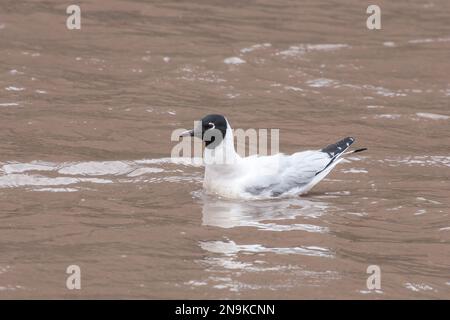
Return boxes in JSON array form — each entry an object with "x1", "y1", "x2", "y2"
[{"x1": 0, "y1": 0, "x2": 449, "y2": 298}]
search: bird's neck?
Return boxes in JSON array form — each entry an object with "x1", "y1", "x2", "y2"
[{"x1": 203, "y1": 127, "x2": 240, "y2": 166}]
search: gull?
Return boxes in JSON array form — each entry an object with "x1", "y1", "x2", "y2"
[{"x1": 180, "y1": 114, "x2": 366, "y2": 199}]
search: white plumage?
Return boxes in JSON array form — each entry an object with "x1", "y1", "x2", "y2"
[{"x1": 181, "y1": 115, "x2": 364, "y2": 200}]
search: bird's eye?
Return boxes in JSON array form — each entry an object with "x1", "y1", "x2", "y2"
[{"x1": 208, "y1": 122, "x2": 215, "y2": 129}]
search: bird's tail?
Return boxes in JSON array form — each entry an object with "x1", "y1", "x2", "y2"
[{"x1": 343, "y1": 147, "x2": 368, "y2": 155}]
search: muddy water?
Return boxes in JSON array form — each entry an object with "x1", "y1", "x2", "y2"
[{"x1": 1, "y1": 0, "x2": 449, "y2": 299}]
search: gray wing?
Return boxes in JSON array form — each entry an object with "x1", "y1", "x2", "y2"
[{"x1": 244, "y1": 137, "x2": 355, "y2": 197}]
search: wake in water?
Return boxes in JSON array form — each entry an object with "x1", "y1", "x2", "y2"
[{"x1": 0, "y1": 157, "x2": 202, "y2": 192}]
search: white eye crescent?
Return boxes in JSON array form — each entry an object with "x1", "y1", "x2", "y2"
[{"x1": 208, "y1": 122, "x2": 215, "y2": 129}]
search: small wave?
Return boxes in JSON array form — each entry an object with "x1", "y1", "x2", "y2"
[
  {"x1": 34, "y1": 187, "x2": 79, "y2": 192},
  {"x1": 177, "y1": 65, "x2": 227, "y2": 83},
  {"x1": 0, "y1": 285, "x2": 24, "y2": 292},
  {"x1": 0, "y1": 174, "x2": 112, "y2": 188},
  {"x1": 200, "y1": 240, "x2": 333, "y2": 258},
  {"x1": 369, "y1": 85, "x2": 407, "y2": 97},
  {"x1": 223, "y1": 57, "x2": 246, "y2": 65},
  {"x1": 383, "y1": 41, "x2": 396, "y2": 47},
  {"x1": 240, "y1": 43, "x2": 271, "y2": 53},
  {"x1": 284, "y1": 86, "x2": 304, "y2": 92},
  {"x1": 5, "y1": 86, "x2": 25, "y2": 91},
  {"x1": 404, "y1": 282, "x2": 435, "y2": 292},
  {"x1": 277, "y1": 45, "x2": 305, "y2": 57},
  {"x1": 307, "y1": 78, "x2": 337, "y2": 88},
  {"x1": 1, "y1": 161, "x2": 60, "y2": 174},
  {"x1": 306, "y1": 44, "x2": 350, "y2": 51},
  {"x1": 135, "y1": 157, "x2": 203, "y2": 166},
  {"x1": 342, "y1": 168, "x2": 368, "y2": 174},
  {"x1": 373, "y1": 114, "x2": 401, "y2": 120},
  {"x1": 276, "y1": 43, "x2": 349, "y2": 57},
  {"x1": 380, "y1": 156, "x2": 450, "y2": 168},
  {"x1": 58, "y1": 161, "x2": 135, "y2": 176},
  {"x1": 408, "y1": 37, "x2": 450, "y2": 44},
  {"x1": 0, "y1": 102, "x2": 20, "y2": 107},
  {"x1": 416, "y1": 112, "x2": 449, "y2": 120},
  {"x1": 414, "y1": 209, "x2": 426, "y2": 216},
  {"x1": 9, "y1": 69, "x2": 24, "y2": 75}
]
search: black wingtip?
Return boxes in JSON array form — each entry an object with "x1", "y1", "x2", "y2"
[
  {"x1": 353, "y1": 148, "x2": 367, "y2": 153},
  {"x1": 321, "y1": 137, "x2": 355, "y2": 157}
]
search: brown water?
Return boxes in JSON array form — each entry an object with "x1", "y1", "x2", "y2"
[{"x1": 1, "y1": 0, "x2": 449, "y2": 299}]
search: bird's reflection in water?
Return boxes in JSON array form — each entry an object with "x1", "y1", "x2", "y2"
[
  {"x1": 195, "y1": 190, "x2": 334, "y2": 260},
  {"x1": 197, "y1": 191, "x2": 331, "y2": 233},
  {"x1": 187, "y1": 192, "x2": 337, "y2": 292}
]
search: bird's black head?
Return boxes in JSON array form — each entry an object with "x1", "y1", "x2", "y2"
[{"x1": 180, "y1": 114, "x2": 228, "y2": 148}]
